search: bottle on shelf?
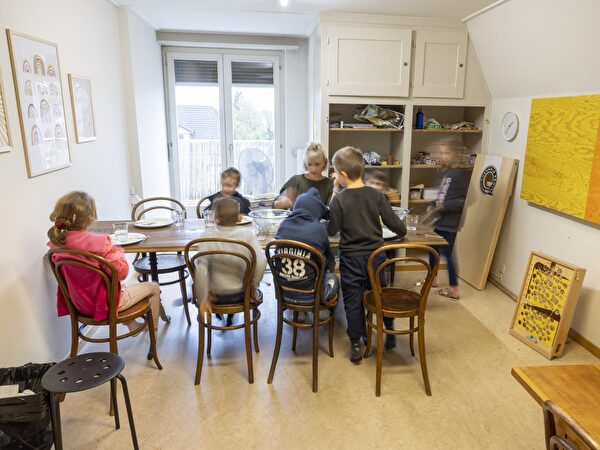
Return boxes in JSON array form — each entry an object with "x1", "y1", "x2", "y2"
[{"x1": 416, "y1": 107, "x2": 424, "y2": 130}]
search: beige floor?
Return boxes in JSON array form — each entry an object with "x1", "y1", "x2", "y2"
[{"x1": 60, "y1": 273, "x2": 598, "y2": 449}]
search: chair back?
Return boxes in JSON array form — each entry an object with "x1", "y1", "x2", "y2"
[
  {"x1": 131, "y1": 196, "x2": 187, "y2": 221},
  {"x1": 196, "y1": 196, "x2": 211, "y2": 218},
  {"x1": 367, "y1": 244, "x2": 439, "y2": 314},
  {"x1": 47, "y1": 248, "x2": 120, "y2": 323},
  {"x1": 543, "y1": 400, "x2": 599, "y2": 450},
  {"x1": 265, "y1": 240, "x2": 326, "y2": 307},
  {"x1": 184, "y1": 237, "x2": 257, "y2": 306}
]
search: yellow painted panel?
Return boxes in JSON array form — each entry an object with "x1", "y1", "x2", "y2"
[
  {"x1": 521, "y1": 94, "x2": 600, "y2": 222},
  {"x1": 585, "y1": 118, "x2": 600, "y2": 222}
]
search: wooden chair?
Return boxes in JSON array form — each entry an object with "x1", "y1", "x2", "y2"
[
  {"x1": 47, "y1": 248, "x2": 162, "y2": 370},
  {"x1": 265, "y1": 240, "x2": 338, "y2": 393},
  {"x1": 131, "y1": 197, "x2": 191, "y2": 326},
  {"x1": 196, "y1": 196, "x2": 211, "y2": 218},
  {"x1": 363, "y1": 244, "x2": 439, "y2": 396},
  {"x1": 184, "y1": 238, "x2": 263, "y2": 385},
  {"x1": 543, "y1": 400, "x2": 599, "y2": 450}
]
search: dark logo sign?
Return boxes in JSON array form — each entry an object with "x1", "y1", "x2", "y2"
[{"x1": 480, "y1": 165, "x2": 498, "y2": 195}]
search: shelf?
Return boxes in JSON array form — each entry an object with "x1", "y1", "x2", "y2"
[
  {"x1": 413, "y1": 129, "x2": 482, "y2": 134},
  {"x1": 408, "y1": 199, "x2": 431, "y2": 204},
  {"x1": 410, "y1": 164, "x2": 474, "y2": 169},
  {"x1": 329, "y1": 128, "x2": 404, "y2": 133},
  {"x1": 365, "y1": 165, "x2": 402, "y2": 170}
]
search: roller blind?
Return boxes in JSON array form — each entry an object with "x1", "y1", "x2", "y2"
[
  {"x1": 174, "y1": 60, "x2": 218, "y2": 83},
  {"x1": 231, "y1": 61, "x2": 273, "y2": 85}
]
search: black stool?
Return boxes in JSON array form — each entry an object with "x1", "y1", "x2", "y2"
[{"x1": 41, "y1": 352, "x2": 138, "y2": 450}]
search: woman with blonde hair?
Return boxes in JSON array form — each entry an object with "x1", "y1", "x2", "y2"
[
  {"x1": 47, "y1": 191, "x2": 161, "y2": 331},
  {"x1": 274, "y1": 142, "x2": 334, "y2": 209}
]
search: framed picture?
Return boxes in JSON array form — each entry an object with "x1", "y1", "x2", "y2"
[
  {"x1": 6, "y1": 29, "x2": 70, "y2": 177},
  {"x1": 68, "y1": 74, "x2": 96, "y2": 143},
  {"x1": 509, "y1": 252, "x2": 586, "y2": 359},
  {"x1": 0, "y1": 66, "x2": 11, "y2": 153}
]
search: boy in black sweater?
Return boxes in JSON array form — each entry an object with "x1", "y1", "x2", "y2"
[{"x1": 328, "y1": 147, "x2": 407, "y2": 363}]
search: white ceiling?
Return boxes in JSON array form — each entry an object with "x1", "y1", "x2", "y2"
[{"x1": 112, "y1": 0, "x2": 499, "y2": 36}]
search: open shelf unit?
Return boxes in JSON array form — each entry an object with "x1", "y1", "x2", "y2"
[{"x1": 326, "y1": 103, "x2": 487, "y2": 213}]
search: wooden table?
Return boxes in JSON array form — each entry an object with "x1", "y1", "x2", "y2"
[
  {"x1": 512, "y1": 364, "x2": 600, "y2": 445},
  {"x1": 91, "y1": 220, "x2": 447, "y2": 320},
  {"x1": 91, "y1": 220, "x2": 448, "y2": 252}
]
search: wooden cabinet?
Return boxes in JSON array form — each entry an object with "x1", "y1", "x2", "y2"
[
  {"x1": 327, "y1": 25, "x2": 412, "y2": 97},
  {"x1": 412, "y1": 30, "x2": 468, "y2": 99}
]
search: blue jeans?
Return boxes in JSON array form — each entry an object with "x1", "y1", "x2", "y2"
[{"x1": 429, "y1": 228, "x2": 458, "y2": 287}]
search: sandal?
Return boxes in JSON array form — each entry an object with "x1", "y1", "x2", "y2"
[{"x1": 436, "y1": 288, "x2": 460, "y2": 300}]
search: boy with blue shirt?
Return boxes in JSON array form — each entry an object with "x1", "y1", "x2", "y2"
[
  {"x1": 327, "y1": 147, "x2": 407, "y2": 363},
  {"x1": 274, "y1": 188, "x2": 338, "y2": 304}
]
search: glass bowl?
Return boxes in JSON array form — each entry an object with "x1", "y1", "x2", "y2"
[{"x1": 248, "y1": 209, "x2": 292, "y2": 236}]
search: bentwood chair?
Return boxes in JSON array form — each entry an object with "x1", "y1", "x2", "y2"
[
  {"x1": 363, "y1": 244, "x2": 439, "y2": 396},
  {"x1": 543, "y1": 400, "x2": 599, "y2": 450},
  {"x1": 47, "y1": 248, "x2": 162, "y2": 370},
  {"x1": 265, "y1": 240, "x2": 338, "y2": 393},
  {"x1": 196, "y1": 196, "x2": 211, "y2": 219},
  {"x1": 131, "y1": 197, "x2": 191, "y2": 326},
  {"x1": 184, "y1": 238, "x2": 263, "y2": 385}
]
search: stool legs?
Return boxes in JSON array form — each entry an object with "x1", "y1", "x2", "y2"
[
  {"x1": 49, "y1": 392, "x2": 63, "y2": 450},
  {"x1": 48, "y1": 375, "x2": 137, "y2": 450},
  {"x1": 117, "y1": 374, "x2": 139, "y2": 450}
]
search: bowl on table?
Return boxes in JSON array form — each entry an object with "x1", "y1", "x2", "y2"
[
  {"x1": 392, "y1": 207, "x2": 410, "y2": 222},
  {"x1": 248, "y1": 209, "x2": 292, "y2": 236}
]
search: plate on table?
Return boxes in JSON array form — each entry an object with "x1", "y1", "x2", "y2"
[
  {"x1": 237, "y1": 215, "x2": 253, "y2": 226},
  {"x1": 110, "y1": 232, "x2": 147, "y2": 246},
  {"x1": 382, "y1": 228, "x2": 398, "y2": 240},
  {"x1": 133, "y1": 217, "x2": 174, "y2": 228}
]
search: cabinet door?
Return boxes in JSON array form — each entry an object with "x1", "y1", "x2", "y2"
[
  {"x1": 412, "y1": 30, "x2": 468, "y2": 98},
  {"x1": 328, "y1": 25, "x2": 412, "y2": 97}
]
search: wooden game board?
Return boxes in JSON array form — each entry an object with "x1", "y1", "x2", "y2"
[{"x1": 509, "y1": 252, "x2": 586, "y2": 359}]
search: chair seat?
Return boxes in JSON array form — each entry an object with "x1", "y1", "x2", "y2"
[
  {"x1": 211, "y1": 289, "x2": 263, "y2": 314},
  {"x1": 364, "y1": 288, "x2": 421, "y2": 317},
  {"x1": 78, "y1": 298, "x2": 150, "y2": 326},
  {"x1": 133, "y1": 254, "x2": 186, "y2": 274}
]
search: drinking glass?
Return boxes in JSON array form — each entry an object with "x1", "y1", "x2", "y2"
[
  {"x1": 405, "y1": 214, "x2": 419, "y2": 233},
  {"x1": 203, "y1": 210, "x2": 215, "y2": 227},
  {"x1": 112, "y1": 222, "x2": 129, "y2": 242},
  {"x1": 172, "y1": 210, "x2": 184, "y2": 228}
]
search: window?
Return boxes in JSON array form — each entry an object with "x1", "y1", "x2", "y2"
[{"x1": 165, "y1": 50, "x2": 282, "y2": 206}]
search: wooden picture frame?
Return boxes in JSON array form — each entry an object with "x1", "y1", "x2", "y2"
[
  {"x1": 6, "y1": 29, "x2": 70, "y2": 177},
  {"x1": 509, "y1": 252, "x2": 586, "y2": 359},
  {"x1": 68, "y1": 74, "x2": 96, "y2": 143},
  {"x1": 0, "y1": 65, "x2": 11, "y2": 153}
]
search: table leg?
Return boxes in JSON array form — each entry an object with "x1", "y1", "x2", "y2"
[{"x1": 148, "y1": 252, "x2": 171, "y2": 323}]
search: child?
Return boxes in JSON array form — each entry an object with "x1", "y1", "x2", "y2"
[
  {"x1": 274, "y1": 142, "x2": 334, "y2": 209},
  {"x1": 194, "y1": 197, "x2": 266, "y2": 311},
  {"x1": 363, "y1": 170, "x2": 389, "y2": 193},
  {"x1": 327, "y1": 147, "x2": 407, "y2": 363},
  {"x1": 429, "y1": 146, "x2": 470, "y2": 300},
  {"x1": 274, "y1": 187, "x2": 338, "y2": 304},
  {"x1": 205, "y1": 167, "x2": 251, "y2": 216},
  {"x1": 47, "y1": 191, "x2": 161, "y2": 332}
]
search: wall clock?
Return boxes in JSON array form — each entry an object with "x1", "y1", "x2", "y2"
[{"x1": 502, "y1": 112, "x2": 519, "y2": 141}]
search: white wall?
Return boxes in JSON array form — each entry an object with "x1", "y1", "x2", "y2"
[
  {"x1": 468, "y1": 0, "x2": 600, "y2": 346},
  {"x1": 119, "y1": 9, "x2": 170, "y2": 198},
  {"x1": 0, "y1": 0, "x2": 134, "y2": 365}
]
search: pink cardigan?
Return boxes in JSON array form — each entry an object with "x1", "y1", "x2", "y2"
[{"x1": 48, "y1": 230, "x2": 129, "y2": 321}]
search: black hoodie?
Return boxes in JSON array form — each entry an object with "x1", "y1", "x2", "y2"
[{"x1": 275, "y1": 188, "x2": 334, "y2": 289}]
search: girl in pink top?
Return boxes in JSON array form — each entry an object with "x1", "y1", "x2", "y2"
[{"x1": 47, "y1": 191, "x2": 160, "y2": 331}]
